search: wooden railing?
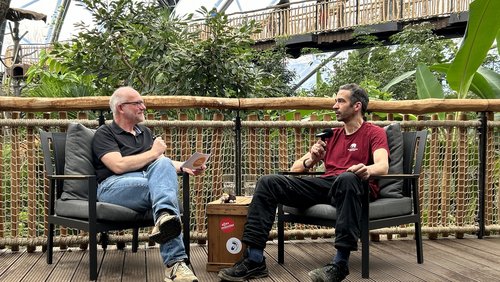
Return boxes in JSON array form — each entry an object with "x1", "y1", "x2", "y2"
[
  {"x1": 0, "y1": 97, "x2": 499, "y2": 251},
  {"x1": 217, "y1": 0, "x2": 472, "y2": 41}
]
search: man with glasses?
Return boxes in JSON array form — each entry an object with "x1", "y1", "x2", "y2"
[{"x1": 92, "y1": 86, "x2": 204, "y2": 282}]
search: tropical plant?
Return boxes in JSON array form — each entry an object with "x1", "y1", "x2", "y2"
[
  {"x1": 25, "y1": 50, "x2": 96, "y2": 97},
  {"x1": 25, "y1": 0, "x2": 294, "y2": 100},
  {"x1": 385, "y1": 0, "x2": 500, "y2": 100},
  {"x1": 312, "y1": 22, "x2": 456, "y2": 101}
]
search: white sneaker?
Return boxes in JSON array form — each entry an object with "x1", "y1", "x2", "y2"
[{"x1": 164, "y1": 261, "x2": 198, "y2": 282}]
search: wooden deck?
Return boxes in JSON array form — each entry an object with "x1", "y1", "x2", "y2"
[{"x1": 1, "y1": 235, "x2": 500, "y2": 281}]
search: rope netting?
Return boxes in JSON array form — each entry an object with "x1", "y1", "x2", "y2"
[{"x1": 0, "y1": 112, "x2": 499, "y2": 250}]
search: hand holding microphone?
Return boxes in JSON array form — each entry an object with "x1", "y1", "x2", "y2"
[
  {"x1": 309, "y1": 128, "x2": 332, "y2": 162},
  {"x1": 315, "y1": 128, "x2": 333, "y2": 150},
  {"x1": 316, "y1": 128, "x2": 333, "y2": 141}
]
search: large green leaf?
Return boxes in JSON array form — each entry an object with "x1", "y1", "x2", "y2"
[
  {"x1": 447, "y1": 0, "x2": 500, "y2": 98},
  {"x1": 431, "y1": 63, "x2": 500, "y2": 99},
  {"x1": 497, "y1": 30, "x2": 500, "y2": 55},
  {"x1": 416, "y1": 63, "x2": 444, "y2": 99},
  {"x1": 428, "y1": 63, "x2": 450, "y2": 74},
  {"x1": 382, "y1": 70, "x2": 416, "y2": 92},
  {"x1": 469, "y1": 67, "x2": 500, "y2": 99}
]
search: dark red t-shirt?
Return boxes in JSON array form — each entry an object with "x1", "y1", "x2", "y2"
[{"x1": 322, "y1": 122, "x2": 389, "y2": 199}]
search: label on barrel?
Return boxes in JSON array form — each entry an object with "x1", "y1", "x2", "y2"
[
  {"x1": 220, "y1": 217, "x2": 235, "y2": 233},
  {"x1": 226, "y1": 237, "x2": 242, "y2": 254}
]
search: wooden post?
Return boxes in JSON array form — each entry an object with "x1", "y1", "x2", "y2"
[
  {"x1": 263, "y1": 115, "x2": 271, "y2": 175},
  {"x1": 294, "y1": 112, "x2": 303, "y2": 161},
  {"x1": 194, "y1": 114, "x2": 205, "y2": 238},
  {"x1": 417, "y1": 115, "x2": 425, "y2": 217},
  {"x1": 455, "y1": 113, "x2": 467, "y2": 239},
  {"x1": 278, "y1": 116, "x2": 288, "y2": 171},
  {"x1": 309, "y1": 114, "x2": 317, "y2": 162},
  {"x1": 41, "y1": 112, "x2": 51, "y2": 252},
  {"x1": 27, "y1": 113, "x2": 36, "y2": 252},
  {"x1": 247, "y1": 114, "x2": 258, "y2": 176},
  {"x1": 161, "y1": 114, "x2": 173, "y2": 158},
  {"x1": 485, "y1": 112, "x2": 494, "y2": 236},
  {"x1": 427, "y1": 114, "x2": 439, "y2": 240},
  {"x1": 58, "y1": 111, "x2": 68, "y2": 250},
  {"x1": 178, "y1": 114, "x2": 190, "y2": 166},
  {"x1": 440, "y1": 114, "x2": 454, "y2": 238},
  {"x1": 0, "y1": 122, "x2": 4, "y2": 249},
  {"x1": 10, "y1": 112, "x2": 20, "y2": 252},
  {"x1": 210, "y1": 113, "x2": 224, "y2": 199}
]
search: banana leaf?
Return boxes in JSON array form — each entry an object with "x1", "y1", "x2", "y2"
[{"x1": 446, "y1": 0, "x2": 500, "y2": 98}]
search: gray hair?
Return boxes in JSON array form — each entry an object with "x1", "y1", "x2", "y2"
[{"x1": 109, "y1": 86, "x2": 133, "y2": 115}]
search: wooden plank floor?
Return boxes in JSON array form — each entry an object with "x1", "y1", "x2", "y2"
[{"x1": 1, "y1": 235, "x2": 500, "y2": 281}]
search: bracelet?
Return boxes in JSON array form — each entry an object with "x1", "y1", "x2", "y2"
[{"x1": 303, "y1": 158, "x2": 312, "y2": 169}]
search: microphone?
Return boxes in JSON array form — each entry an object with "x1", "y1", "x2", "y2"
[{"x1": 316, "y1": 128, "x2": 333, "y2": 141}]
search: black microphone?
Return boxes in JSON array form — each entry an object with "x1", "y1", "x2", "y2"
[{"x1": 316, "y1": 128, "x2": 333, "y2": 141}]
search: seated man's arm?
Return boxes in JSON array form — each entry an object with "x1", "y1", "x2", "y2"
[
  {"x1": 101, "y1": 137, "x2": 166, "y2": 175},
  {"x1": 347, "y1": 148, "x2": 389, "y2": 180},
  {"x1": 290, "y1": 139, "x2": 327, "y2": 172},
  {"x1": 290, "y1": 153, "x2": 312, "y2": 172},
  {"x1": 367, "y1": 148, "x2": 389, "y2": 176}
]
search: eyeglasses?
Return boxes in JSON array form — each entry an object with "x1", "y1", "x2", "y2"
[{"x1": 121, "y1": 101, "x2": 144, "y2": 106}]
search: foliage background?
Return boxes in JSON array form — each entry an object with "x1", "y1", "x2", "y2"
[{"x1": 25, "y1": 0, "x2": 295, "y2": 100}]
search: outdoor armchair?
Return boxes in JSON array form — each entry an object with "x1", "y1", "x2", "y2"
[
  {"x1": 277, "y1": 124, "x2": 427, "y2": 278},
  {"x1": 39, "y1": 123, "x2": 191, "y2": 280}
]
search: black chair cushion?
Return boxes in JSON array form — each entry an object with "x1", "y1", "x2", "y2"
[
  {"x1": 55, "y1": 199, "x2": 154, "y2": 222},
  {"x1": 283, "y1": 197, "x2": 412, "y2": 221},
  {"x1": 379, "y1": 123, "x2": 404, "y2": 198},
  {"x1": 62, "y1": 123, "x2": 96, "y2": 200}
]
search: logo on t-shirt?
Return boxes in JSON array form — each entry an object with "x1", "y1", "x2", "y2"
[{"x1": 348, "y1": 143, "x2": 358, "y2": 152}]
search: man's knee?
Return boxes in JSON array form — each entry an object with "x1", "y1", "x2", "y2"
[
  {"x1": 335, "y1": 172, "x2": 362, "y2": 194},
  {"x1": 254, "y1": 174, "x2": 283, "y2": 193},
  {"x1": 337, "y1": 172, "x2": 359, "y2": 183},
  {"x1": 151, "y1": 157, "x2": 173, "y2": 170}
]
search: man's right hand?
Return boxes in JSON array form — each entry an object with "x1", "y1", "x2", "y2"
[
  {"x1": 310, "y1": 140, "x2": 326, "y2": 162},
  {"x1": 152, "y1": 137, "x2": 167, "y2": 158}
]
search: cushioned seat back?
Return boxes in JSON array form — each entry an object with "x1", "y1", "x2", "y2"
[
  {"x1": 40, "y1": 123, "x2": 99, "y2": 200},
  {"x1": 39, "y1": 131, "x2": 68, "y2": 198},
  {"x1": 62, "y1": 123, "x2": 96, "y2": 200},
  {"x1": 379, "y1": 123, "x2": 404, "y2": 198}
]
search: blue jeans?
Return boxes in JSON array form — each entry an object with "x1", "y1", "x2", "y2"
[{"x1": 97, "y1": 157, "x2": 187, "y2": 266}]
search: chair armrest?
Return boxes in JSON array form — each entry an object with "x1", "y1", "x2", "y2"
[
  {"x1": 370, "y1": 173, "x2": 419, "y2": 180},
  {"x1": 48, "y1": 174, "x2": 96, "y2": 180},
  {"x1": 47, "y1": 175, "x2": 97, "y2": 199},
  {"x1": 278, "y1": 171, "x2": 325, "y2": 176},
  {"x1": 47, "y1": 174, "x2": 98, "y2": 220}
]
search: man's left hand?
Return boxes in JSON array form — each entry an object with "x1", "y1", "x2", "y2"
[
  {"x1": 347, "y1": 163, "x2": 370, "y2": 180},
  {"x1": 182, "y1": 165, "x2": 207, "y2": 176}
]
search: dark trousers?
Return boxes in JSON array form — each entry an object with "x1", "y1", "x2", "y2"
[{"x1": 241, "y1": 172, "x2": 363, "y2": 251}]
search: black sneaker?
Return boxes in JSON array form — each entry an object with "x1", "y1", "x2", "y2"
[
  {"x1": 218, "y1": 257, "x2": 268, "y2": 281},
  {"x1": 308, "y1": 262, "x2": 349, "y2": 282}
]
